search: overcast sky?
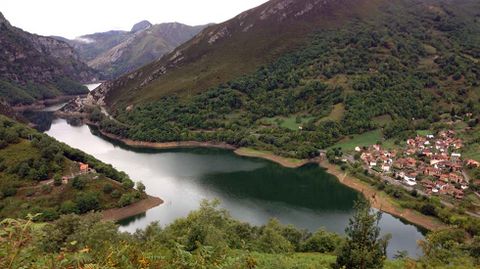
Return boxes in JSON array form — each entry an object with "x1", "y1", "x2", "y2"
[{"x1": 0, "y1": 0, "x2": 269, "y2": 39}]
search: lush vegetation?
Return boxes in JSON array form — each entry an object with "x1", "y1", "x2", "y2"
[
  {"x1": 0, "y1": 115, "x2": 142, "y2": 221},
  {"x1": 0, "y1": 77, "x2": 88, "y2": 105},
  {"x1": 2, "y1": 200, "x2": 479, "y2": 268},
  {"x1": 91, "y1": 0, "x2": 480, "y2": 159}
]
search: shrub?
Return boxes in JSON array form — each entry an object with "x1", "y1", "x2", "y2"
[
  {"x1": 71, "y1": 176, "x2": 86, "y2": 190},
  {"x1": 41, "y1": 184, "x2": 52, "y2": 194},
  {"x1": 111, "y1": 190, "x2": 121, "y2": 199},
  {"x1": 2, "y1": 187, "x2": 17, "y2": 197},
  {"x1": 103, "y1": 183, "x2": 114, "y2": 194},
  {"x1": 301, "y1": 229, "x2": 342, "y2": 253},
  {"x1": 60, "y1": 200, "x2": 78, "y2": 214},
  {"x1": 136, "y1": 181, "x2": 146, "y2": 193},
  {"x1": 118, "y1": 193, "x2": 135, "y2": 207},
  {"x1": 75, "y1": 192, "x2": 100, "y2": 213},
  {"x1": 53, "y1": 175, "x2": 62, "y2": 186},
  {"x1": 421, "y1": 203, "x2": 437, "y2": 216},
  {"x1": 122, "y1": 179, "x2": 134, "y2": 190}
]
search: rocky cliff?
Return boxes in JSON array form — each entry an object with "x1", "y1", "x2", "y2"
[{"x1": 0, "y1": 11, "x2": 99, "y2": 105}]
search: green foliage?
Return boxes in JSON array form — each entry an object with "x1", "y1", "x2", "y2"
[
  {"x1": 102, "y1": 183, "x2": 113, "y2": 194},
  {"x1": 0, "y1": 116, "x2": 136, "y2": 220},
  {"x1": 2, "y1": 200, "x2": 480, "y2": 268},
  {"x1": 418, "y1": 228, "x2": 477, "y2": 267},
  {"x1": 257, "y1": 219, "x2": 294, "y2": 253},
  {"x1": 71, "y1": 176, "x2": 86, "y2": 190},
  {"x1": 118, "y1": 193, "x2": 135, "y2": 207},
  {"x1": 334, "y1": 199, "x2": 389, "y2": 269},
  {"x1": 300, "y1": 229, "x2": 343, "y2": 253},
  {"x1": 136, "y1": 181, "x2": 146, "y2": 193},
  {"x1": 75, "y1": 192, "x2": 100, "y2": 213},
  {"x1": 53, "y1": 174, "x2": 62, "y2": 186}
]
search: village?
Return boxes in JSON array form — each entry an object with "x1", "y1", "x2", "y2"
[{"x1": 358, "y1": 130, "x2": 479, "y2": 200}]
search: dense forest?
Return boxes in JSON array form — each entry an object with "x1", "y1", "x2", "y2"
[
  {"x1": 2, "y1": 199, "x2": 479, "y2": 268},
  {"x1": 90, "y1": 0, "x2": 480, "y2": 159},
  {"x1": 0, "y1": 115, "x2": 143, "y2": 221}
]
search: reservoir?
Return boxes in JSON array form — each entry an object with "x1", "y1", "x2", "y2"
[{"x1": 26, "y1": 110, "x2": 425, "y2": 258}]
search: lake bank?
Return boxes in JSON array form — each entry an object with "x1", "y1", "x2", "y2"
[
  {"x1": 13, "y1": 94, "x2": 86, "y2": 112},
  {"x1": 102, "y1": 195, "x2": 163, "y2": 222},
  {"x1": 88, "y1": 122, "x2": 312, "y2": 168},
  {"x1": 86, "y1": 123, "x2": 445, "y2": 231},
  {"x1": 56, "y1": 119, "x2": 447, "y2": 231},
  {"x1": 42, "y1": 118, "x2": 426, "y2": 257},
  {"x1": 319, "y1": 160, "x2": 447, "y2": 231},
  {"x1": 234, "y1": 148, "x2": 312, "y2": 168}
]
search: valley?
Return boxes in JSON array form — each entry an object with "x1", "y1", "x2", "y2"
[
  {"x1": 2, "y1": 0, "x2": 480, "y2": 267},
  {"x1": 28, "y1": 109, "x2": 425, "y2": 258}
]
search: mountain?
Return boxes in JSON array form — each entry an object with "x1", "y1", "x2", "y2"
[
  {"x1": 97, "y1": 0, "x2": 381, "y2": 107},
  {"x1": 0, "y1": 12, "x2": 99, "y2": 105},
  {"x1": 59, "y1": 21, "x2": 208, "y2": 79},
  {"x1": 74, "y1": 0, "x2": 480, "y2": 159},
  {"x1": 131, "y1": 20, "x2": 152, "y2": 32}
]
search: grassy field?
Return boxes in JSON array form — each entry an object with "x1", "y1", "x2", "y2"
[
  {"x1": 416, "y1": 130, "x2": 431, "y2": 136},
  {"x1": 0, "y1": 140, "x2": 41, "y2": 168},
  {"x1": 330, "y1": 130, "x2": 383, "y2": 151},
  {"x1": 372, "y1": 114, "x2": 392, "y2": 126},
  {"x1": 318, "y1": 103, "x2": 345, "y2": 123},
  {"x1": 265, "y1": 116, "x2": 315, "y2": 131},
  {"x1": 463, "y1": 144, "x2": 480, "y2": 161}
]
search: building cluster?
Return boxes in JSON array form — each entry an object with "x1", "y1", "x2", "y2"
[
  {"x1": 60, "y1": 162, "x2": 94, "y2": 183},
  {"x1": 359, "y1": 130, "x2": 476, "y2": 200}
]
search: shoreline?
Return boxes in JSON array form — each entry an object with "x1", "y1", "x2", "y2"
[
  {"x1": 53, "y1": 115, "x2": 448, "y2": 230},
  {"x1": 90, "y1": 122, "x2": 311, "y2": 168},
  {"x1": 97, "y1": 129, "x2": 237, "y2": 150},
  {"x1": 13, "y1": 94, "x2": 86, "y2": 112},
  {"x1": 102, "y1": 195, "x2": 163, "y2": 222},
  {"x1": 96, "y1": 127, "x2": 447, "y2": 230},
  {"x1": 319, "y1": 160, "x2": 447, "y2": 231},
  {"x1": 234, "y1": 148, "x2": 312, "y2": 168}
]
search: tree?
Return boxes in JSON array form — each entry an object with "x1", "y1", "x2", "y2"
[
  {"x1": 301, "y1": 228, "x2": 342, "y2": 253},
  {"x1": 334, "y1": 198, "x2": 389, "y2": 269},
  {"x1": 257, "y1": 219, "x2": 294, "y2": 253},
  {"x1": 71, "y1": 176, "x2": 86, "y2": 190},
  {"x1": 122, "y1": 179, "x2": 134, "y2": 189},
  {"x1": 102, "y1": 183, "x2": 114, "y2": 194},
  {"x1": 136, "y1": 181, "x2": 146, "y2": 193},
  {"x1": 53, "y1": 174, "x2": 62, "y2": 186},
  {"x1": 75, "y1": 192, "x2": 100, "y2": 213},
  {"x1": 118, "y1": 193, "x2": 135, "y2": 207}
]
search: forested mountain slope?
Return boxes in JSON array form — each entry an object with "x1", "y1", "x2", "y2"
[
  {"x1": 58, "y1": 21, "x2": 207, "y2": 79},
  {"x1": 84, "y1": 0, "x2": 479, "y2": 159},
  {"x1": 99, "y1": 0, "x2": 381, "y2": 106},
  {"x1": 0, "y1": 12, "x2": 99, "y2": 105}
]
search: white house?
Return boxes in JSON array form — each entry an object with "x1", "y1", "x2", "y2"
[{"x1": 382, "y1": 165, "x2": 391, "y2": 173}]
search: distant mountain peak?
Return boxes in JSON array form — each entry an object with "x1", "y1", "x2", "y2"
[
  {"x1": 131, "y1": 20, "x2": 153, "y2": 32},
  {"x1": 0, "y1": 11, "x2": 11, "y2": 27}
]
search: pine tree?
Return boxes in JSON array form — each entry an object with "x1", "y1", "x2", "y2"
[{"x1": 334, "y1": 198, "x2": 390, "y2": 269}]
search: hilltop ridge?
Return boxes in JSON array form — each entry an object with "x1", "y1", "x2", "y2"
[
  {"x1": 57, "y1": 21, "x2": 209, "y2": 78},
  {"x1": 0, "y1": 11, "x2": 99, "y2": 105}
]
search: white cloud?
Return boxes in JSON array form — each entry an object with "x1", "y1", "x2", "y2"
[{"x1": 0, "y1": 0, "x2": 269, "y2": 39}]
